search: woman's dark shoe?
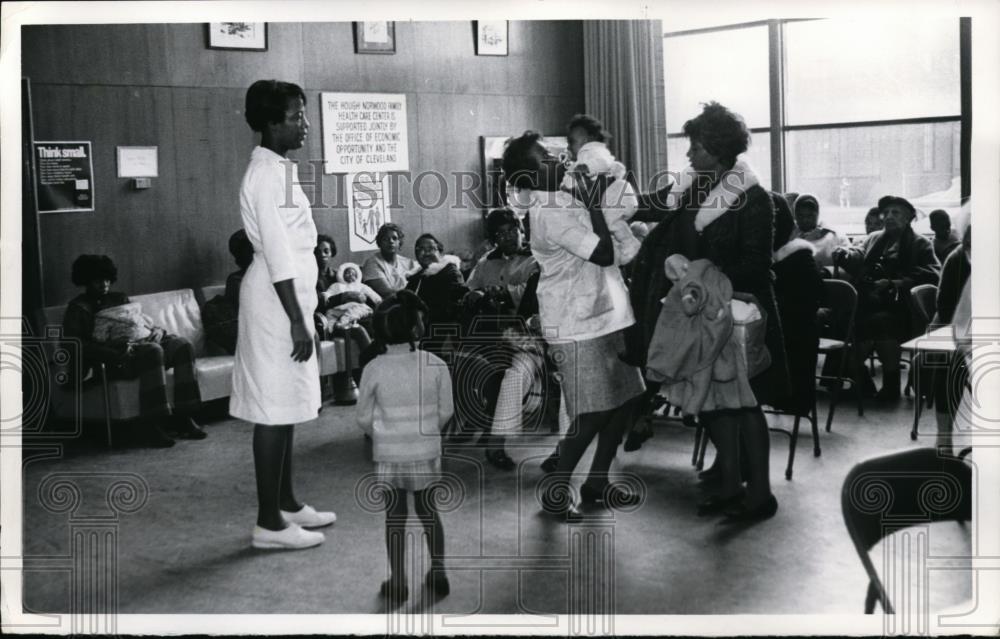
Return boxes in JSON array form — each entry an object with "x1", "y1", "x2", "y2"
[
  {"x1": 425, "y1": 569, "x2": 450, "y2": 597},
  {"x1": 580, "y1": 483, "x2": 642, "y2": 508},
  {"x1": 540, "y1": 450, "x2": 560, "y2": 474},
  {"x1": 145, "y1": 424, "x2": 176, "y2": 448},
  {"x1": 697, "y1": 491, "x2": 746, "y2": 517},
  {"x1": 623, "y1": 422, "x2": 653, "y2": 452},
  {"x1": 380, "y1": 578, "x2": 409, "y2": 605},
  {"x1": 723, "y1": 494, "x2": 778, "y2": 521},
  {"x1": 697, "y1": 466, "x2": 722, "y2": 482},
  {"x1": 485, "y1": 449, "x2": 515, "y2": 471},
  {"x1": 170, "y1": 416, "x2": 207, "y2": 440}
]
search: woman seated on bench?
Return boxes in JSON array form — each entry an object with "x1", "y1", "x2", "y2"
[{"x1": 63, "y1": 254, "x2": 207, "y2": 447}]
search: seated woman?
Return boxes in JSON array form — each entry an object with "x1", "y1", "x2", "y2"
[
  {"x1": 62, "y1": 254, "x2": 206, "y2": 446},
  {"x1": 362, "y1": 223, "x2": 419, "y2": 299},
  {"x1": 313, "y1": 236, "x2": 375, "y2": 392},
  {"x1": 405, "y1": 233, "x2": 468, "y2": 353},
  {"x1": 458, "y1": 208, "x2": 543, "y2": 469},
  {"x1": 832, "y1": 195, "x2": 941, "y2": 401},
  {"x1": 225, "y1": 229, "x2": 254, "y2": 309},
  {"x1": 930, "y1": 224, "x2": 971, "y2": 453},
  {"x1": 790, "y1": 193, "x2": 847, "y2": 274}
]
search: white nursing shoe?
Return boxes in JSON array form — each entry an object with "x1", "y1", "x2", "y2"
[
  {"x1": 281, "y1": 504, "x2": 337, "y2": 529},
  {"x1": 251, "y1": 522, "x2": 324, "y2": 550}
]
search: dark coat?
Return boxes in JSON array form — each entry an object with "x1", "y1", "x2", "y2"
[
  {"x1": 773, "y1": 239, "x2": 824, "y2": 415},
  {"x1": 405, "y1": 259, "x2": 468, "y2": 336},
  {"x1": 628, "y1": 182, "x2": 792, "y2": 409},
  {"x1": 841, "y1": 226, "x2": 941, "y2": 338}
]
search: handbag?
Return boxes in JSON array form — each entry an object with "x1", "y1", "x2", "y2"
[{"x1": 731, "y1": 294, "x2": 771, "y2": 379}]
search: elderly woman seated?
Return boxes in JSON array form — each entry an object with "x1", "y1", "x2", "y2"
[
  {"x1": 62, "y1": 254, "x2": 206, "y2": 446},
  {"x1": 832, "y1": 196, "x2": 941, "y2": 401}
]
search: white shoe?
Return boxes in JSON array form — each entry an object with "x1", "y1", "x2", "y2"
[
  {"x1": 252, "y1": 523, "x2": 324, "y2": 550},
  {"x1": 281, "y1": 504, "x2": 337, "y2": 529}
]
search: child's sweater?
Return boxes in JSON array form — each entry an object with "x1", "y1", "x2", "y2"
[{"x1": 356, "y1": 343, "x2": 454, "y2": 463}]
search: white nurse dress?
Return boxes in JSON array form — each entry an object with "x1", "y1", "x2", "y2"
[{"x1": 230, "y1": 146, "x2": 321, "y2": 425}]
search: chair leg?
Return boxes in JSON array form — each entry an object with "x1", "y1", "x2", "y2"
[
  {"x1": 99, "y1": 364, "x2": 113, "y2": 448},
  {"x1": 691, "y1": 422, "x2": 702, "y2": 467},
  {"x1": 911, "y1": 385, "x2": 922, "y2": 441},
  {"x1": 864, "y1": 581, "x2": 877, "y2": 614},
  {"x1": 811, "y1": 404, "x2": 821, "y2": 457},
  {"x1": 785, "y1": 415, "x2": 800, "y2": 480},
  {"x1": 825, "y1": 377, "x2": 842, "y2": 433},
  {"x1": 696, "y1": 424, "x2": 709, "y2": 470}
]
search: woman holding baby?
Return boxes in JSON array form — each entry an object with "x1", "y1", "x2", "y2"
[
  {"x1": 629, "y1": 102, "x2": 789, "y2": 521},
  {"x1": 502, "y1": 130, "x2": 646, "y2": 521}
]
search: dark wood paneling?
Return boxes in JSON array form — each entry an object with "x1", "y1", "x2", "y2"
[{"x1": 24, "y1": 21, "x2": 585, "y2": 306}]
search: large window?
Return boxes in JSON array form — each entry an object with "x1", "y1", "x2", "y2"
[{"x1": 664, "y1": 18, "x2": 965, "y2": 236}]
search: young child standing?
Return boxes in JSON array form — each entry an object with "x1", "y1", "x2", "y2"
[
  {"x1": 561, "y1": 113, "x2": 641, "y2": 265},
  {"x1": 356, "y1": 291, "x2": 453, "y2": 604}
]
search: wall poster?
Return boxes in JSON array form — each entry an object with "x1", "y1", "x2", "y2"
[
  {"x1": 320, "y1": 92, "x2": 409, "y2": 174},
  {"x1": 33, "y1": 141, "x2": 95, "y2": 213},
  {"x1": 346, "y1": 172, "x2": 391, "y2": 252}
]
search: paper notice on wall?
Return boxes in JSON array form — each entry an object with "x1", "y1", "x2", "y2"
[
  {"x1": 347, "y1": 172, "x2": 391, "y2": 252},
  {"x1": 321, "y1": 92, "x2": 408, "y2": 174}
]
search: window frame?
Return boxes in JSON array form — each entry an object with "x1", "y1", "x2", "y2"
[{"x1": 663, "y1": 18, "x2": 970, "y2": 202}]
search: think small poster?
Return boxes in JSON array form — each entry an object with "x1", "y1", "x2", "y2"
[
  {"x1": 33, "y1": 141, "x2": 95, "y2": 213},
  {"x1": 347, "y1": 172, "x2": 390, "y2": 252}
]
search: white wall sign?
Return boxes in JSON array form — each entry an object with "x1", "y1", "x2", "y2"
[
  {"x1": 321, "y1": 92, "x2": 408, "y2": 174},
  {"x1": 346, "y1": 172, "x2": 391, "y2": 252},
  {"x1": 116, "y1": 146, "x2": 159, "y2": 178}
]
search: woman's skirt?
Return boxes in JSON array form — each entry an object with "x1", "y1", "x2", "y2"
[
  {"x1": 376, "y1": 457, "x2": 442, "y2": 492},
  {"x1": 547, "y1": 329, "x2": 645, "y2": 421}
]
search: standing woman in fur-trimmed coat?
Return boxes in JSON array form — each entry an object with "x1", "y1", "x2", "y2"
[{"x1": 629, "y1": 102, "x2": 790, "y2": 521}]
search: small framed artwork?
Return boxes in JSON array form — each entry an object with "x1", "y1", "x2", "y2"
[
  {"x1": 206, "y1": 22, "x2": 268, "y2": 51},
  {"x1": 475, "y1": 21, "x2": 508, "y2": 56},
  {"x1": 353, "y1": 22, "x2": 396, "y2": 55}
]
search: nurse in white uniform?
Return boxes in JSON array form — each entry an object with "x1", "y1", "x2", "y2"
[{"x1": 232, "y1": 80, "x2": 336, "y2": 550}]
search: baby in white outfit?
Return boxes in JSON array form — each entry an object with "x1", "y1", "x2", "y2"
[{"x1": 561, "y1": 115, "x2": 641, "y2": 265}]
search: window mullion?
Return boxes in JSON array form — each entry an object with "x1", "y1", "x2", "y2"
[{"x1": 767, "y1": 19, "x2": 786, "y2": 193}]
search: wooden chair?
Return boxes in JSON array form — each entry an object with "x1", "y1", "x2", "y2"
[
  {"x1": 817, "y1": 279, "x2": 862, "y2": 432},
  {"x1": 841, "y1": 447, "x2": 972, "y2": 613}
]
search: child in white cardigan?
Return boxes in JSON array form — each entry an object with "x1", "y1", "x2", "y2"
[{"x1": 356, "y1": 290, "x2": 454, "y2": 604}]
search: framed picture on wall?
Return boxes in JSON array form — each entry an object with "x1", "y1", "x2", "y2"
[
  {"x1": 475, "y1": 21, "x2": 508, "y2": 56},
  {"x1": 353, "y1": 22, "x2": 396, "y2": 54},
  {"x1": 206, "y1": 22, "x2": 268, "y2": 50}
]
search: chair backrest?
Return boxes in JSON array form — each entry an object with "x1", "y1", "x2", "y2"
[
  {"x1": 909, "y1": 283, "x2": 938, "y2": 335},
  {"x1": 131, "y1": 289, "x2": 206, "y2": 356},
  {"x1": 819, "y1": 279, "x2": 859, "y2": 342},
  {"x1": 196, "y1": 283, "x2": 227, "y2": 308},
  {"x1": 841, "y1": 447, "x2": 973, "y2": 613}
]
